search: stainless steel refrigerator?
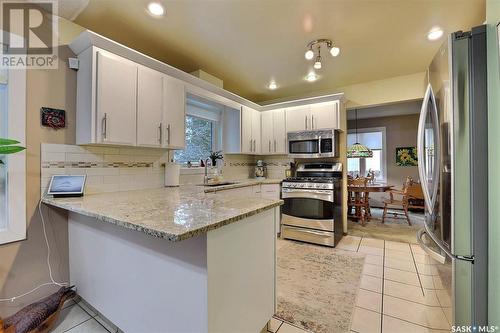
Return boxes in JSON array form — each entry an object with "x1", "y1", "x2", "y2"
[{"x1": 416, "y1": 25, "x2": 488, "y2": 326}]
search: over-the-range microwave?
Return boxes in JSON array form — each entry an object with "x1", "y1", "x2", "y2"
[{"x1": 287, "y1": 129, "x2": 340, "y2": 158}]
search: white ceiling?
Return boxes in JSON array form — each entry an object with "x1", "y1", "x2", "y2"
[{"x1": 60, "y1": 0, "x2": 485, "y2": 103}]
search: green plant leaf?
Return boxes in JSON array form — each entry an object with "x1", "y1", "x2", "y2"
[
  {"x1": 0, "y1": 146, "x2": 25, "y2": 154},
  {"x1": 0, "y1": 138, "x2": 20, "y2": 146}
]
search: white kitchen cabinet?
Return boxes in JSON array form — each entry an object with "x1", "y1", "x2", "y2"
[
  {"x1": 285, "y1": 101, "x2": 340, "y2": 132},
  {"x1": 261, "y1": 109, "x2": 287, "y2": 155},
  {"x1": 260, "y1": 184, "x2": 281, "y2": 235},
  {"x1": 163, "y1": 77, "x2": 186, "y2": 149},
  {"x1": 310, "y1": 101, "x2": 340, "y2": 130},
  {"x1": 96, "y1": 51, "x2": 137, "y2": 145},
  {"x1": 137, "y1": 66, "x2": 163, "y2": 147},
  {"x1": 241, "y1": 106, "x2": 261, "y2": 154},
  {"x1": 286, "y1": 106, "x2": 311, "y2": 132}
]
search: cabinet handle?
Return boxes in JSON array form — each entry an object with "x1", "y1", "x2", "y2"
[
  {"x1": 305, "y1": 116, "x2": 308, "y2": 129},
  {"x1": 269, "y1": 140, "x2": 271, "y2": 153},
  {"x1": 274, "y1": 139, "x2": 277, "y2": 152},
  {"x1": 167, "y1": 124, "x2": 171, "y2": 145},
  {"x1": 102, "y1": 113, "x2": 107, "y2": 140},
  {"x1": 250, "y1": 139, "x2": 253, "y2": 152},
  {"x1": 158, "y1": 123, "x2": 162, "y2": 144},
  {"x1": 312, "y1": 115, "x2": 315, "y2": 129},
  {"x1": 253, "y1": 139, "x2": 256, "y2": 152}
]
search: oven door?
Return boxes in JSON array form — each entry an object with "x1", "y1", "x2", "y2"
[{"x1": 281, "y1": 188, "x2": 334, "y2": 231}]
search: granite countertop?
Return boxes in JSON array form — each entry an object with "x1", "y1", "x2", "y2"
[
  {"x1": 42, "y1": 185, "x2": 283, "y2": 242},
  {"x1": 202, "y1": 178, "x2": 283, "y2": 192}
]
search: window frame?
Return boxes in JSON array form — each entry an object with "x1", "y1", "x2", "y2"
[
  {"x1": 347, "y1": 127, "x2": 387, "y2": 181},
  {"x1": 174, "y1": 108, "x2": 221, "y2": 167},
  {"x1": 0, "y1": 66, "x2": 27, "y2": 245}
]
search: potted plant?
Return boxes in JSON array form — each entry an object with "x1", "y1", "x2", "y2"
[
  {"x1": 0, "y1": 138, "x2": 25, "y2": 165},
  {"x1": 209, "y1": 151, "x2": 223, "y2": 167}
]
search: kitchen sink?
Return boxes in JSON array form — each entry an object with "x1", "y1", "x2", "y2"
[{"x1": 199, "y1": 181, "x2": 239, "y2": 187}]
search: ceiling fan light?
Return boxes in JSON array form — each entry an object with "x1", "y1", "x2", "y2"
[
  {"x1": 313, "y1": 55, "x2": 322, "y2": 69},
  {"x1": 330, "y1": 46, "x2": 340, "y2": 57},
  {"x1": 305, "y1": 49, "x2": 314, "y2": 60}
]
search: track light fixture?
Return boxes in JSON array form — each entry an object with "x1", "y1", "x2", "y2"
[{"x1": 304, "y1": 39, "x2": 340, "y2": 70}]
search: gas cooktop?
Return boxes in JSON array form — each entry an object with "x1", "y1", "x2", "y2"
[{"x1": 284, "y1": 177, "x2": 335, "y2": 183}]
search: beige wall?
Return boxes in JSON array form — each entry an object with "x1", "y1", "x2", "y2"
[
  {"x1": 0, "y1": 13, "x2": 84, "y2": 316},
  {"x1": 348, "y1": 113, "x2": 420, "y2": 206}
]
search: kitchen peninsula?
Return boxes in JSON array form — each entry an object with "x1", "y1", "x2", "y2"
[{"x1": 42, "y1": 185, "x2": 282, "y2": 333}]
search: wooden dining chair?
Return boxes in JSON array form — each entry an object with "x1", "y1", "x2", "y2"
[
  {"x1": 348, "y1": 177, "x2": 370, "y2": 226},
  {"x1": 382, "y1": 181, "x2": 425, "y2": 225}
]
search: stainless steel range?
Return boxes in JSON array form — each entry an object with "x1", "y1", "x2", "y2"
[{"x1": 281, "y1": 162, "x2": 343, "y2": 247}]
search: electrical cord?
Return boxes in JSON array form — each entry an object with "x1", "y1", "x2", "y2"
[{"x1": 0, "y1": 200, "x2": 69, "y2": 303}]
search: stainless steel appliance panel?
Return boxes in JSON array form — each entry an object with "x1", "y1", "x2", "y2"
[
  {"x1": 281, "y1": 225, "x2": 335, "y2": 247},
  {"x1": 282, "y1": 214, "x2": 334, "y2": 232}
]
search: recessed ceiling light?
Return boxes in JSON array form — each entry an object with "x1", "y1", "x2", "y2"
[
  {"x1": 147, "y1": 2, "x2": 165, "y2": 16},
  {"x1": 268, "y1": 81, "x2": 277, "y2": 90},
  {"x1": 427, "y1": 27, "x2": 444, "y2": 41},
  {"x1": 305, "y1": 49, "x2": 314, "y2": 60},
  {"x1": 305, "y1": 72, "x2": 318, "y2": 82}
]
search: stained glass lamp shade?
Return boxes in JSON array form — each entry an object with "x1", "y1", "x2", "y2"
[{"x1": 347, "y1": 109, "x2": 373, "y2": 158}]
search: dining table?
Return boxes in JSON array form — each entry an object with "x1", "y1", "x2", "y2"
[{"x1": 348, "y1": 183, "x2": 394, "y2": 224}]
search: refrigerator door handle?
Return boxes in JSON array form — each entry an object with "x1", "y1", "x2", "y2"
[{"x1": 417, "y1": 84, "x2": 441, "y2": 214}]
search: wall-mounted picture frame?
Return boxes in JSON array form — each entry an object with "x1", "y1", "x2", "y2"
[{"x1": 396, "y1": 147, "x2": 418, "y2": 167}]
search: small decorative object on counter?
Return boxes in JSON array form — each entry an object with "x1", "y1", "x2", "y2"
[
  {"x1": 41, "y1": 107, "x2": 66, "y2": 129},
  {"x1": 165, "y1": 161, "x2": 180, "y2": 187},
  {"x1": 1, "y1": 286, "x2": 76, "y2": 333},
  {"x1": 255, "y1": 160, "x2": 266, "y2": 180},
  {"x1": 0, "y1": 138, "x2": 25, "y2": 166},
  {"x1": 209, "y1": 151, "x2": 223, "y2": 167}
]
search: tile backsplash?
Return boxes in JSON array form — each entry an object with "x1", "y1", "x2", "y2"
[
  {"x1": 41, "y1": 143, "x2": 169, "y2": 195},
  {"x1": 40, "y1": 144, "x2": 292, "y2": 196}
]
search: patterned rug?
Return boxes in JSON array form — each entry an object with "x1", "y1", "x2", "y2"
[{"x1": 276, "y1": 240, "x2": 365, "y2": 333}]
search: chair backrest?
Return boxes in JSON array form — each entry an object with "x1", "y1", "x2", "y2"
[
  {"x1": 349, "y1": 177, "x2": 367, "y2": 187},
  {"x1": 404, "y1": 183, "x2": 424, "y2": 199}
]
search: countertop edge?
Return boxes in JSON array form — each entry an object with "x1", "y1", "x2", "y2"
[
  {"x1": 42, "y1": 197, "x2": 284, "y2": 242},
  {"x1": 203, "y1": 179, "x2": 282, "y2": 193}
]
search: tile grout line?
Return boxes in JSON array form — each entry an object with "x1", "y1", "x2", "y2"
[
  {"x1": 383, "y1": 312, "x2": 452, "y2": 331},
  {"x1": 62, "y1": 317, "x2": 94, "y2": 333},
  {"x1": 409, "y1": 243, "x2": 426, "y2": 296}
]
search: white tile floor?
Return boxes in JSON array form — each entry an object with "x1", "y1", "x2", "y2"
[
  {"x1": 265, "y1": 236, "x2": 452, "y2": 333},
  {"x1": 54, "y1": 236, "x2": 452, "y2": 333}
]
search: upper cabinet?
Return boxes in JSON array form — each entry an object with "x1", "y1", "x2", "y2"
[
  {"x1": 241, "y1": 106, "x2": 261, "y2": 154},
  {"x1": 96, "y1": 51, "x2": 137, "y2": 146},
  {"x1": 261, "y1": 109, "x2": 286, "y2": 155},
  {"x1": 75, "y1": 47, "x2": 185, "y2": 148},
  {"x1": 286, "y1": 101, "x2": 340, "y2": 132}
]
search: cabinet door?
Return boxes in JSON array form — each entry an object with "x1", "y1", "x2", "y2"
[
  {"x1": 241, "y1": 106, "x2": 253, "y2": 153},
  {"x1": 96, "y1": 51, "x2": 137, "y2": 145},
  {"x1": 272, "y1": 109, "x2": 286, "y2": 154},
  {"x1": 261, "y1": 111, "x2": 274, "y2": 154},
  {"x1": 163, "y1": 77, "x2": 186, "y2": 149},
  {"x1": 137, "y1": 66, "x2": 163, "y2": 147},
  {"x1": 251, "y1": 109, "x2": 261, "y2": 154},
  {"x1": 310, "y1": 102, "x2": 339, "y2": 129},
  {"x1": 286, "y1": 106, "x2": 310, "y2": 132}
]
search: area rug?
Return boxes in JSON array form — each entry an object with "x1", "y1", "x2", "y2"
[
  {"x1": 276, "y1": 241, "x2": 365, "y2": 333},
  {"x1": 348, "y1": 207, "x2": 425, "y2": 243}
]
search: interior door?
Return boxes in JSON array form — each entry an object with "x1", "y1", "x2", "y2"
[
  {"x1": 272, "y1": 109, "x2": 286, "y2": 153},
  {"x1": 137, "y1": 66, "x2": 163, "y2": 147},
  {"x1": 96, "y1": 51, "x2": 137, "y2": 145},
  {"x1": 261, "y1": 111, "x2": 273, "y2": 154}
]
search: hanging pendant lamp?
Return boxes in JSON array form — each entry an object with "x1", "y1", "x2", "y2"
[{"x1": 347, "y1": 109, "x2": 373, "y2": 158}]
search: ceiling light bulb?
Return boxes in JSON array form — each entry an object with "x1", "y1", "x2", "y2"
[
  {"x1": 305, "y1": 49, "x2": 314, "y2": 60},
  {"x1": 313, "y1": 55, "x2": 322, "y2": 69},
  {"x1": 330, "y1": 46, "x2": 340, "y2": 57},
  {"x1": 147, "y1": 2, "x2": 165, "y2": 16},
  {"x1": 268, "y1": 81, "x2": 277, "y2": 90},
  {"x1": 427, "y1": 27, "x2": 443, "y2": 41},
  {"x1": 305, "y1": 72, "x2": 318, "y2": 82}
]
